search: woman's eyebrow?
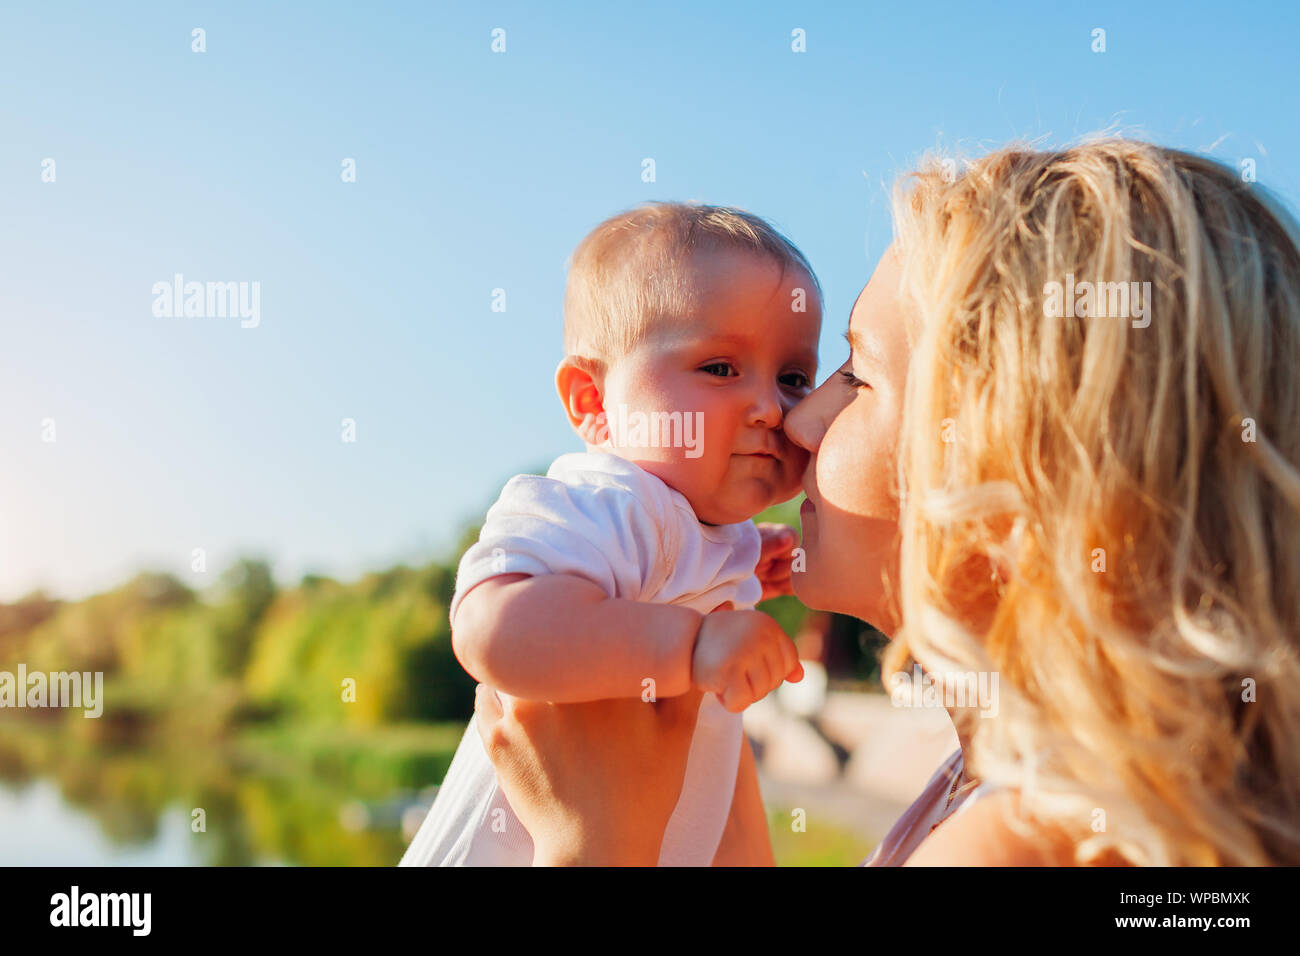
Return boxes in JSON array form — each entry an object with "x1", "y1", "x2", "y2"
[
  {"x1": 843, "y1": 328, "x2": 885, "y2": 369},
  {"x1": 843, "y1": 328, "x2": 871, "y2": 355}
]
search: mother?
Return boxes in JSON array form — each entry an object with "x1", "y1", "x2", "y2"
[{"x1": 476, "y1": 140, "x2": 1300, "y2": 866}]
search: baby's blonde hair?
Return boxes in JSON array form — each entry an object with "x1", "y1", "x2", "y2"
[
  {"x1": 885, "y1": 140, "x2": 1300, "y2": 865},
  {"x1": 563, "y1": 202, "x2": 819, "y2": 368}
]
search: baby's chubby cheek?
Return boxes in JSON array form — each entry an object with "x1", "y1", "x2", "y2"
[
  {"x1": 758, "y1": 439, "x2": 808, "y2": 506},
  {"x1": 784, "y1": 442, "x2": 810, "y2": 488}
]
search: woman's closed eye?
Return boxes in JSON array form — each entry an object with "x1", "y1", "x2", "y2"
[{"x1": 839, "y1": 366, "x2": 870, "y2": 390}]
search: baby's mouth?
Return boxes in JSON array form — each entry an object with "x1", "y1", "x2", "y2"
[{"x1": 738, "y1": 441, "x2": 784, "y2": 460}]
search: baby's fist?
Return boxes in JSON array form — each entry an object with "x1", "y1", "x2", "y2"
[{"x1": 692, "y1": 608, "x2": 803, "y2": 713}]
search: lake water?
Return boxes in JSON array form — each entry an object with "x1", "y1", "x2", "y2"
[
  {"x1": 0, "y1": 718, "x2": 445, "y2": 866},
  {"x1": 0, "y1": 780, "x2": 247, "y2": 865}
]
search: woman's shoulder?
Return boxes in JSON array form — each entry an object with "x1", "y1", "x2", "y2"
[{"x1": 903, "y1": 788, "x2": 1079, "y2": 866}]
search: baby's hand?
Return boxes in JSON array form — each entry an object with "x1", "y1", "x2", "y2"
[
  {"x1": 754, "y1": 523, "x2": 798, "y2": 601},
  {"x1": 692, "y1": 606, "x2": 803, "y2": 713}
]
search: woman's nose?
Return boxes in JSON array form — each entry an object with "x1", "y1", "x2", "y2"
[{"x1": 784, "y1": 378, "x2": 830, "y2": 453}]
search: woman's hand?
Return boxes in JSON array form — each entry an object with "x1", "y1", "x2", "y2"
[
  {"x1": 754, "y1": 523, "x2": 798, "y2": 601},
  {"x1": 474, "y1": 684, "x2": 705, "y2": 866}
]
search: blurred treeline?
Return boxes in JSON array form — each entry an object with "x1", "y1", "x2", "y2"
[{"x1": 0, "y1": 551, "x2": 477, "y2": 739}]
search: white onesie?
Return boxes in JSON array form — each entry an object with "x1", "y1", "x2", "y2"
[{"x1": 399, "y1": 450, "x2": 762, "y2": 866}]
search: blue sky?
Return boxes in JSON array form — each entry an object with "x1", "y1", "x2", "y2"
[{"x1": 2, "y1": 0, "x2": 1298, "y2": 600}]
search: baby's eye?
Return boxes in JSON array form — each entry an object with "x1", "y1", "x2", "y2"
[
  {"x1": 780, "y1": 371, "x2": 812, "y2": 390},
  {"x1": 700, "y1": 362, "x2": 737, "y2": 377}
]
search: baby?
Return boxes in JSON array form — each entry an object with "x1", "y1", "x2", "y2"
[{"x1": 400, "y1": 202, "x2": 822, "y2": 866}]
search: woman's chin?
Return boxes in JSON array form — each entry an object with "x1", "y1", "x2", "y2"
[
  {"x1": 791, "y1": 566, "x2": 828, "y2": 610},
  {"x1": 793, "y1": 563, "x2": 896, "y2": 635}
]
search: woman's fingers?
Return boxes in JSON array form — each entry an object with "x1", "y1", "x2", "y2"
[
  {"x1": 483, "y1": 688, "x2": 705, "y2": 863},
  {"x1": 755, "y1": 522, "x2": 797, "y2": 562},
  {"x1": 474, "y1": 683, "x2": 504, "y2": 723},
  {"x1": 657, "y1": 686, "x2": 707, "y2": 733},
  {"x1": 754, "y1": 524, "x2": 797, "y2": 602},
  {"x1": 474, "y1": 683, "x2": 513, "y2": 757},
  {"x1": 760, "y1": 566, "x2": 795, "y2": 601}
]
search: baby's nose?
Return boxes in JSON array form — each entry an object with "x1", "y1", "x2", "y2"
[{"x1": 748, "y1": 385, "x2": 784, "y2": 428}]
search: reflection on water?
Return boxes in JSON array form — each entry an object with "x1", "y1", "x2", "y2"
[
  {"x1": 0, "y1": 717, "x2": 456, "y2": 866},
  {"x1": 0, "y1": 780, "x2": 242, "y2": 865}
]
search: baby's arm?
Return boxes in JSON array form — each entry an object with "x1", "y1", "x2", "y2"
[{"x1": 452, "y1": 572, "x2": 705, "y2": 702}]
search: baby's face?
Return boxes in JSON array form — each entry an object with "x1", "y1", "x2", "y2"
[{"x1": 598, "y1": 247, "x2": 821, "y2": 525}]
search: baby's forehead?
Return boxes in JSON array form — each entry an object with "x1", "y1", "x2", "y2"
[{"x1": 631, "y1": 303, "x2": 821, "y2": 361}]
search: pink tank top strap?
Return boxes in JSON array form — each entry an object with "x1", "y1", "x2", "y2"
[{"x1": 861, "y1": 748, "x2": 992, "y2": 866}]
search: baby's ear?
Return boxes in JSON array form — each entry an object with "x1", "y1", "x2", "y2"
[{"x1": 555, "y1": 356, "x2": 607, "y2": 444}]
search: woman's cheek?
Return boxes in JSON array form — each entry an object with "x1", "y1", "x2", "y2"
[
  {"x1": 810, "y1": 413, "x2": 898, "y2": 593},
  {"x1": 848, "y1": 400, "x2": 902, "y2": 518},
  {"x1": 815, "y1": 414, "x2": 877, "y2": 520}
]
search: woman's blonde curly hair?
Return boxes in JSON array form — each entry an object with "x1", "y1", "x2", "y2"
[{"x1": 884, "y1": 139, "x2": 1300, "y2": 865}]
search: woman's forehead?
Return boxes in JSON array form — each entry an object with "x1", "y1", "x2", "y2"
[{"x1": 848, "y1": 252, "x2": 910, "y2": 372}]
